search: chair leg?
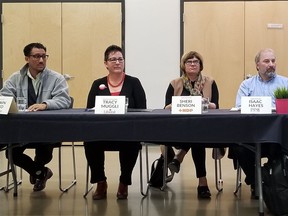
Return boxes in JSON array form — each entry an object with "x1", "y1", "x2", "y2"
[
  {"x1": 6, "y1": 146, "x2": 18, "y2": 197},
  {"x1": 234, "y1": 161, "x2": 242, "y2": 195},
  {"x1": 3, "y1": 163, "x2": 22, "y2": 192},
  {"x1": 0, "y1": 161, "x2": 22, "y2": 192},
  {"x1": 83, "y1": 163, "x2": 93, "y2": 198},
  {"x1": 158, "y1": 145, "x2": 176, "y2": 191},
  {"x1": 212, "y1": 148, "x2": 225, "y2": 192},
  {"x1": 214, "y1": 157, "x2": 224, "y2": 192},
  {"x1": 59, "y1": 142, "x2": 77, "y2": 192},
  {"x1": 83, "y1": 143, "x2": 150, "y2": 198}
]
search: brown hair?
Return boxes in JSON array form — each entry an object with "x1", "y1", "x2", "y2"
[
  {"x1": 254, "y1": 48, "x2": 275, "y2": 64},
  {"x1": 180, "y1": 51, "x2": 204, "y2": 74}
]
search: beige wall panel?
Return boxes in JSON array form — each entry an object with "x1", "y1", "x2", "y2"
[
  {"x1": 2, "y1": 3, "x2": 62, "y2": 80},
  {"x1": 62, "y1": 3, "x2": 121, "y2": 108},
  {"x1": 245, "y1": 1, "x2": 288, "y2": 77},
  {"x1": 184, "y1": 2, "x2": 245, "y2": 108}
]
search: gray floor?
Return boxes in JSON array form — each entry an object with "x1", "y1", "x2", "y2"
[{"x1": 0, "y1": 145, "x2": 272, "y2": 216}]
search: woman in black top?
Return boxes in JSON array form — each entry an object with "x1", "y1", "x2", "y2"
[
  {"x1": 84, "y1": 45, "x2": 146, "y2": 200},
  {"x1": 163, "y1": 51, "x2": 219, "y2": 199}
]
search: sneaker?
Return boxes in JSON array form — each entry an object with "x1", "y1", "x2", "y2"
[
  {"x1": 168, "y1": 159, "x2": 180, "y2": 173},
  {"x1": 197, "y1": 186, "x2": 211, "y2": 199},
  {"x1": 33, "y1": 168, "x2": 53, "y2": 192}
]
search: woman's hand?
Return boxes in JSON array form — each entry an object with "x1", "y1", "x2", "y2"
[
  {"x1": 164, "y1": 104, "x2": 172, "y2": 110},
  {"x1": 208, "y1": 102, "x2": 216, "y2": 109}
]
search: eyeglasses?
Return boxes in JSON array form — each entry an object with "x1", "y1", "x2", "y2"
[
  {"x1": 107, "y1": 57, "x2": 124, "y2": 63},
  {"x1": 29, "y1": 54, "x2": 49, "y2": 60},
  {"x1": 185, "y1": 60, "x2": 200, "y2": 65}
]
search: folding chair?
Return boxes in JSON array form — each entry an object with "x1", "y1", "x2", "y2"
[
  {"x1": 57, "y1": 96, "x2": 77, "y2": 192},
  {"x1": 58, "y1": 141, "x2": 77, "y2": 192},
  {"x1": 83, "y1": 142, "x2": 150, "y2": 198},
  {"x1": 212, "y1": 147, "x2": 226, "y2": 192},
  {"x1": 1, "y1": 96, "x2": 76, "y2": 193},
  {"x1": 161, "y1": 146, "x2": 226, "y2": 192},
  {"x1": 1, "y1": 142, "x2": 76, "y2": 193},
  {"x1": 0, "y1": 160, "x2": 22, "y2": 192},
  {"x1": 0, "y1": 145, "x2": 20, "y2": 196},
  {"x1": 234, "y1": 161, "x2": 242, "y2": 195}
]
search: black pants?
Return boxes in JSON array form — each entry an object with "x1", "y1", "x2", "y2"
[
  {"x1": 183, "y1": 145, "x2": 206, "y2": 178},
  {"x1": 84, "y1": 141, "x2": 141, "y2": 185},
  {"x1": 230, "y1": 143, "x2": 282, "y2": 185},
  {"x1": 169, "y1": 145, "x2": 207, "y2": 178},
  {"x1": 5, "y1": 143, "x2": 55, "y2": 178}
]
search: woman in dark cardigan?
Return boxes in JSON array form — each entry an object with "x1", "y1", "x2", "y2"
[{"x1": 84, "y1": 45, "x2": 146, "y2": 200}]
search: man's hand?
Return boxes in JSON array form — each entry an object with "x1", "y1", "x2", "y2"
[{"x1": 27, "y1": 103, "x2": 47, "y2": 111}]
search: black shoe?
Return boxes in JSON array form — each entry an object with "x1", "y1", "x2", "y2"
[
  {"x1": 33, "y1": 168, "x2": 53, "y2": 192},
  {"x1": 168, "y1": 159, "x2": 180, "y2": 173},
  {"x1": 197, "y1": 186, "x2": 211, "y2": 199},
  {"x1": 250, "y1": 185, "x2": 259, "y2": 200},
  {"x1": 30, "y1": 175, "x2": 36, "y2": 185}
]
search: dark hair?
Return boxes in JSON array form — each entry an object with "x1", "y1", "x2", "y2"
[
  {"x1": 104, "y1": 45, "x2": 123, "y2": 61},
  {"x1": 23, "y1": 43, "x2": 46, "y2": 57},
  {"x1": 180, "y1": 51, "x2": 204, "y2": 74}
]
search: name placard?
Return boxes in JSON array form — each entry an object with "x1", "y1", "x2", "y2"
[
  {"x1": 241, "y1": 96, "x2": 272, "y2": 114},
  {"x1": 0, "y1": 96, "x2": 17, "y2": 115},
  {"x1": 171, "y1": 96, "x2": 202, "y2": 114},
  {"x1": 94, "y1": 96, "x2": 126, "y2": 114}
]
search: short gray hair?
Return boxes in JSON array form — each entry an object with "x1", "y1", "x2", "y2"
[{"x1": 254, "y1": 48, "x2": 275, "y2": 64}]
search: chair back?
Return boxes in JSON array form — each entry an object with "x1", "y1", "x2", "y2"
[{"x1": 69, "y1": 97, "x2": 74, "y2": 108}]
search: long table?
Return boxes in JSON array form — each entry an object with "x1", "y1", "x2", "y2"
[{"x1": 1, "y1": 109, "x2": 287, "y2": 215}]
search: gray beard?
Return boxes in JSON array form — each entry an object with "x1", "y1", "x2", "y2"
[{"x1": 266, "y1": 71, "x2": 276, "y2": 78}]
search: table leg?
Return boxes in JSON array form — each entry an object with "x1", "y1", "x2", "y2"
[
  {"x1": 255, "y1": 143, "x2": 264, "y2": 216},
  {"x1": 161, "y1": 146, "x2": 168, "y2": 190}
]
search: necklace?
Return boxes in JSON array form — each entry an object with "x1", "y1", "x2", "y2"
[{"x1": 107, "y1": 72, "x2": 125, "y2": 88}]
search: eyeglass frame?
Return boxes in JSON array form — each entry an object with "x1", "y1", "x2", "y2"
[
  {"x1": 107, "y1": 57, "x2": 124, "y2": 63},
  {"x1": 185, "y1": 59, "x2": 200, "y2": 65},
  {"x1": 29, "y1": 54, "x2": 49, "y2": 60}
]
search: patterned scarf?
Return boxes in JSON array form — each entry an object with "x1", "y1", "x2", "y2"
[{"x1": 182, "y1": 73, "x2": 207, "y2": 96}]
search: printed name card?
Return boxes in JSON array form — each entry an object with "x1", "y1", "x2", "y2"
[
  {"x1": 241, "y1": 96, "x2": 272, "y2": 114},
  {"x1": 94, "y1": 96, "x2": 126, "y2": 114},
  {"x1": 171, "y1": 96, "x2": 202, "y2": 114},
  {"x1": 0, "y1": 96, "x2": 17, "y2": 115}
]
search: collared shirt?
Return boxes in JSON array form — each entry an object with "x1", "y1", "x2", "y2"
[
  {"x1": 27, "y1": 70, "x2": 42, "y2": 96},
  {"x1": 235, "y1": 73, "x2": 288, "y2": 108}
]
